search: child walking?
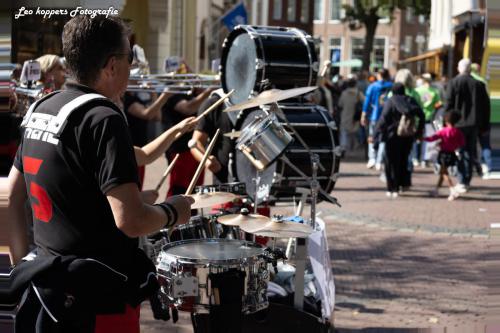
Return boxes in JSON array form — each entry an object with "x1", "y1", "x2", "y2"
[{"x1": 424, "y1": 111, "x2": 465, "y2": 201}]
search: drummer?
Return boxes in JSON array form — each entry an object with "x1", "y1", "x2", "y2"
[
  {"x1": 161, "y1": 60, "x2": 215, "y2": 197},
  {"x1": 190, "y1": 88, "x2": 235, "y2": 184},
  {"x1": 7, "y1": 16, "x2": 193, "y2": 332}
]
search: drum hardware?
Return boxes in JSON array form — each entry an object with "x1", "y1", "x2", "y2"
[
  {"x1": 279, "y1": 155, "x2": 340, "y2": 208},
  {"x1": 223, "y1": 86, "x2": 318, "y2": 113},
  {"x1": 155, "y1": 153, "x2": 179, "y2": 191},
  {"x1": 195, "y1": 182, "x2": 247, "y2": 197},
  {"x1": 186, "y1": 128, "x2": 220, "y2": 195},
  {"x1": 268, "y1": 103, "x2": 326, "y2": 172},
  {"x1": 228, "y1": 152, "x2": 235, "y2": 182}
]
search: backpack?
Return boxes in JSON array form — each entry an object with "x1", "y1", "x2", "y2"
[
  {"x1": 397, "y1": 113, "x2": 416, "y2": 137},
  {"x1": 378, "y1": 86, "x2": 391, "y2": 107}
]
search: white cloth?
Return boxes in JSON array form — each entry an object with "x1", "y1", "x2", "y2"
[{"x1": 307, "y1": 218, "x2": 335, "y2": 320}]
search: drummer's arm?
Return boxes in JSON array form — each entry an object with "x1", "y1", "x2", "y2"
[
  {"x1": 7, "y1": 166, "x2": 29, "y2": 265},
  {"x1": 127, "y1": 92, "x2": 172, "y2": 121},
  {"x1": 174, "y1": 88, "x2": 213, "y2": 116},
  {"x1": 135, "y1": 117, "x2": 198, "y2": 166},
  {"x1": 191, "y1": 130, "x2": 221, "y2": 173},
  {"x1": 106, "y1": 184, "x2": 194, "y2": 237}
]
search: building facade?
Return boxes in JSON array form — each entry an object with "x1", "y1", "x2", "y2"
[{"x1": 313, "y1": 0, "x2": 428, "y2": 76}]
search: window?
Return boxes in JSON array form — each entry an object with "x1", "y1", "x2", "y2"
[
  {"x1": 288, "y1": 0, "x2": 296, "y2": 21},
  {"x1": 405, "y1": 35, "x2": 412, "y2": 53},
  {"x1": 273, "y1": 0, "x2": 282, "y2": 20},
  {"x1": 418, "y1": 14, "x2": 426, "y2": 24},
  {"x1": 351, "y1": 37, "x2": 386, "y2": 70},
  {"x1": 405, "y1": 7, "x2": 414, "y2": 23},
  {"x1": 301, "y1": 0, "x2": 310, "y2": 23},
  {"x1": 314, "y1": 0, "x2": 324, "y2": 21},
  {"x1": 329, "y1": 0, "x2": 341, "y2": 21},
  {"x1": 329, "y1": 37, "x2": 341, "y2": 62}
]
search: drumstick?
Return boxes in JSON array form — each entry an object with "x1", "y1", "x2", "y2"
[
  {"x1": 195, "y1": 89, "x2": 235, "y2": 121},
  {"x1": 155, "y1": 154, "x2": 179, "y2": 191},
  {"x1": 185, "y1": 129, "x2": 221, "y2": 195}
]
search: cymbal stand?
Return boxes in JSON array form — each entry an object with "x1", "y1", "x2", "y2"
[{"x1": 251, "y1": 171, "x2": 261, "y2": 242}]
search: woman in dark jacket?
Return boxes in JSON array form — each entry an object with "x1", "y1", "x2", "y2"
[{"x1": 374, "y1": 83, "x2": 425, "y2": 197}]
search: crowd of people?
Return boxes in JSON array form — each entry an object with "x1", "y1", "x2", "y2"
[{"x1": 315, "y1": 59, "x2": 491, "y2": 201}]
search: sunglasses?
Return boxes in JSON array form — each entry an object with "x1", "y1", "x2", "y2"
[{"x1": 103, "y1": 49, "x2": 134, "y2": 67}]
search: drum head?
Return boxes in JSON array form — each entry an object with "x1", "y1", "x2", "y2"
[
  {"x1": 162, "y1": 239, "x2": 264, "y2": 262},
  {"x1": 235, "y1": 109, "x2": 276, "y2": 203},
  {"x1": 223, "y1": 32, "x2": 257, "y2": 105}
]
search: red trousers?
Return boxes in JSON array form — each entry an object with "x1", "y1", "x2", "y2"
[
  {"x1": 167, "y1": 151, "x2": 204, "y2": 197},
  {"x1": 94, "y1": 305, "x2": 140, "y2": 333}
]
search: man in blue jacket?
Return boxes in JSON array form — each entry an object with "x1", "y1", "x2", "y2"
[{"x1": 361, "y1": 68, "x2": 393, "y2": 169}]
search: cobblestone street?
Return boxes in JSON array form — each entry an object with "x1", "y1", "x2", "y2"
[{"x1": 141, "y1": 156, "x2": 500, "y2": 332}]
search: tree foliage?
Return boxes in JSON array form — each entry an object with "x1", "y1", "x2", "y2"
[{"x1": 342, "y1": 0, "x2": 431, "y2": 71}]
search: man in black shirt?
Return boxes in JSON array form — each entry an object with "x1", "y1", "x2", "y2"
[
  {"x1": 7, "y1": 15, "x2": 193, "y2": 333},
  {"x1": 191, "y1": 89, "x2": 235, "y2": 184},
  {"x1": 161, "y1": 88, "x2": 213, "y2": 196}
]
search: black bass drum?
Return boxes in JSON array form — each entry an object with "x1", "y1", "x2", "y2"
[
  {"x1": 235, "y1": 104, "x2": 340, "y2": 203},
  {"x1": 220, "y1": 25, "x2": 319, "y2": 105}
]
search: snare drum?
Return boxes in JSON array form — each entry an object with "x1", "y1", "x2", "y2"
[{"x1": 157, "y1": 239, "x2": 270, "y2": 314}]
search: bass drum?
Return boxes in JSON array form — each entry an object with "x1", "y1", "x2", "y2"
[
  {"x1": 220, "y1": 25, "x2": 318, "y2": 105},
  {"x1": 235, "y1": 104, "x2": 340, "y2": 203}
]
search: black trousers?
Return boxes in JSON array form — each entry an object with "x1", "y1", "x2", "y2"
[{"x1": 384, "y1": 138, "x2": 413, "y2": 192}]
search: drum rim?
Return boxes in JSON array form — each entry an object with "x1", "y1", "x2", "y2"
[{"x1": 160, "y1": 238, "x2": 265, "y2": 264}]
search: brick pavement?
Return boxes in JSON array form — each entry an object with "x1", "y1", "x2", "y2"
[{"x1": 140, "y1": 156, "x2": 500, "y2": 332}]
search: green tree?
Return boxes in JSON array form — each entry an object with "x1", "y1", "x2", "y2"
[{"x1": 342, "y1": 0, "x2": 431, "y2": 71}]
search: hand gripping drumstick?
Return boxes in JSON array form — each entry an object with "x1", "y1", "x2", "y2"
[
  {"x1": 185, "y1": 128, "x2": 221, "y2": 195},
  {"x1": 155, "y1": 154, "x2": 179, "y2": 191},
  {"x1": 195, "y1": 89, "x2": 235, "y2": 121}
]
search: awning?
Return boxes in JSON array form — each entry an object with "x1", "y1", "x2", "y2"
[
  {"x1": 331, "y1": 59, "x2": 362, "y2": 67},
  {"x1": 398, "y1": 49, "x2": 444, "y2": 65}
]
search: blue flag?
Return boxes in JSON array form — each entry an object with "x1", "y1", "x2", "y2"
[{"x1": 221, "y1": 3, "x2": 248, "y2": 31}]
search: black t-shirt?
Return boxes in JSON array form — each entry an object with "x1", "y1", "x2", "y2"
[
  {"x1": 196, "y1": 95, "x2": 234, "y2": 183},
  {"x1": 123, "y1": 92, "x2": 149, "y2": 147},
  {"x1": 14, "y1": 82, "x2": 140, "y2": 266},
  {"x1": 161, "y1": 94, "x2": 193, "y2": 154}
]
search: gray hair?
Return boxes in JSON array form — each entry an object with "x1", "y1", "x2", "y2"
[
  {"x1": 394, "y1": 68, "x2": 415, "y2": 89},
  {"x1": 458, "y1": 58, "x2": 471, "y2": 74}
]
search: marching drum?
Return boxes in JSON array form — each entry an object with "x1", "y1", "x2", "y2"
[
  {"x1": 156, "y1": 239, "x2": 270, "y2": 314},
  {"x1": 235, "y1": 104, "x2": 340, "y2": 203},
  {"x1": 220, "y1": 25, "x2": 318, "y2": 105}
]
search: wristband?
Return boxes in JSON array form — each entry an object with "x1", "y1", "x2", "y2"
[{"x1": 156, "y1": 202, "x2": 178, "y2": 228}]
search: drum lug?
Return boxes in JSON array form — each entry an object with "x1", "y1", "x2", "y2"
[
  {"x1": 255, "y1": 59, "x2": 265, "y2": 70},
  {"x1": 312, "y1": 61, "x2": 319, "y2": 72}
]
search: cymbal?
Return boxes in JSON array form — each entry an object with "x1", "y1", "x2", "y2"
[
  {"x1": 217, "y1": 213, "x2": 270, "y2": 227},
  {"x1": 223, "y1": 131, "x2": 241, "y2": 139},
  {"x1": 188, "y1": 192, "x2": 239, "y2": 209},
  {"x1": 224, "y1": 86, "x2": 318, "y2": 113},
  {"x1": 240, "y1": 220, "x2": 314, "y2": 238}
]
